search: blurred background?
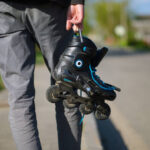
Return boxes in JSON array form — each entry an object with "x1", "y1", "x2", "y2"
[
  {"x1": 0, "y1": 0, "x2": 150, "y2": 150},
  {"x1": 83, "y1": 0, "x2": 150, "y2": 50}
]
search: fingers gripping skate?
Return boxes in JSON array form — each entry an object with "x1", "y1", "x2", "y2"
[{"x1": 46, "y1": 33, "x2": 121, "y2": 120}]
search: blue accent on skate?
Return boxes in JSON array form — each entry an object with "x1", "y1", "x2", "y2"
[
  {"x1": 64, "y1": 78, "x2": 72, "y2": 82},
  {"x1": 83, "y1": 46, "x2": 87, "y2": 52},
  {"x1": 80, "y1": 114, "x2": 85, "y2": 125},
  {"x1": 73, "y1": 34, "x2": 79, "y2": 37},
  {"x1": 89, "y1": 64, "x2": 115, "y2": 91},
  {"x1": 75, "y1": 59, "x2": 83, "y2": 68}
]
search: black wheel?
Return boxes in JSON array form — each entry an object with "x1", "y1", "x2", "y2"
[
  {"x1": 108, "y1": 91, "x2": 116, "y2": 101},
  {"x1": 63, "y1": 99, "x2": 77, "y2": 108},
  {"x1": 79, "y1": 103, "x2": 94, "y2": 114},
  {"x1": 103, "y1": 91, "x2": 116, "y2": 101},
  {"x1": 95, "y1": 103, "x2": 111, "y2": 120},
  {"x1": 46, "y1": 85, "x2": 61, "y2": 103}
]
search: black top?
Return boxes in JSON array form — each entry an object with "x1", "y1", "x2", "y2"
[
  {"x1": 71, "y1": 0, "x2": 84, "y2": 5},
  {"x1": 1, "y1": 0, "x2": 84, "y2": 7}
]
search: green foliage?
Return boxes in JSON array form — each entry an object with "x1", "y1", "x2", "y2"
[
  {"x1": 118, "y1": 39, "x2": 128, "y2": 47},
  {"x1": 87, "y1": 0, "x2": 150, "y2": 50},
  {"x1": 35, "y1": 44, "x2": 44, "y2": 65},
  {"x1": 83, "y1": 15, "x2": 92, "y2": 35},
  {"x1": 128, "y1": 40, "x2": 150, "y2": 50},
  {"x1": 94, "y1": 0, "x2": 128, "y2": 40},
  {"x1": 82, "y1": 8, "x2": 92, "y2": 35},
  {"x1": 127, "y1": 19, "x2": 150, "y2": 50},
  {"x1": 0, "y1": 76, "x2": 4, "y2": 91}
]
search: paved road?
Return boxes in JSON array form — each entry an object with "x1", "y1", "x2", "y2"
[
  {"x1": 0, "y1": 50, "x2": 150, "y2": 150},
  {"x1": 96, "y1": 50, "x2": 150, "y2": 150}
]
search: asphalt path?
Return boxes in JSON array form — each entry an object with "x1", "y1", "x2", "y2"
[
  {"x1": 0, "y1": 50, "x2": 150, "y2": 150},
  {"x1": 96, "y1": 50, "x2": 150, "y2": 150}
]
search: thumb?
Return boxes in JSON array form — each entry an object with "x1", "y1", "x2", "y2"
[{"x1": 66, "y1": 19, "x2": 72, "y2": 31}]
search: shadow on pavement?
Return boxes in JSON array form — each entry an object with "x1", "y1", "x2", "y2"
[{"x1": 95, "y1": 119, "x2": 128, "y2": 150}]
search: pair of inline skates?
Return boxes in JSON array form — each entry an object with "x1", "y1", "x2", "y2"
[{"x1": 46, "y1": 31, "x2": 120, "y2": 120}]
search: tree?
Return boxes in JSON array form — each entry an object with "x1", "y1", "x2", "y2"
[{"x1": 94, "y1": 0, "x2": 129, "y2": 44}]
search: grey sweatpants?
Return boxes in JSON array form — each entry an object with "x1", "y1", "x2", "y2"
[{"x1": 0, "y1": 2, "x2": 82, "y2": 150}]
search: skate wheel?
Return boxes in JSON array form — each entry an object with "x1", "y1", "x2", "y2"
[
  {"x1": 95, "y1": 103, "x2": 111, "y2": 120},
  {"x1": 46, "y1": 85, "x2": 60, "y2": 103},
  {"x1": 79, "y1": 104, "x2": 94, "y2": 114},
  {"x1": 108, "y1": 91, "x2": 116, "y2": 101},
  {"x1": 103, "y1": 91, "x2": 116, "y2": 101},
  {"x1": 63, "y1": 100, "x2": 77, "y2": 108}
]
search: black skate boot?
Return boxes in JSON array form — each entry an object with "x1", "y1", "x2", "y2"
[
  {"x1": 47, "y1": 35, "x2": 98, "y2": 110},
  {"x1": 46, "y1": 33, "x2": 120, "y2": 119}
]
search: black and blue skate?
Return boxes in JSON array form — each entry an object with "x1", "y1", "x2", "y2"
[{"x1": 46, "y1": 33, "x2": 120, "y2": 120}]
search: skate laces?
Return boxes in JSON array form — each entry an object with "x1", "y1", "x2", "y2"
[
  {"x1": 91, "y1": 66, "x2": 105, "y2": 84},
  {"x1": 92, "y1": 67, "x2": 103, "y2": 81},
  {"x1": 89, "y1": 64, "x2": 115, "y2": 91}
]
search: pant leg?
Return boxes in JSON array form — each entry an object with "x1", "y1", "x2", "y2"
[
  {"x1": 51, "y1": 78, "x2": 82, "y2": 150},
  {"x1": 0, "y1": 3, "x2": 42, "y2": 150},
  {"x1": 25, "y1": 4, "x2": 82, "y2": 150}
]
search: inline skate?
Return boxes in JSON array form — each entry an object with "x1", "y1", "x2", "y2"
[{"x1": 46, "y1": 33, "x2": 120, "y2": 120}]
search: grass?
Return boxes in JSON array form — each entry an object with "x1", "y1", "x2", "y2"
[
  {"x1": 0, "y1": 76, "x2": 4, "y2": 91},
  {"x1": 35, "y1": 45, "x2": 45, "y2": 65},
  {"x1": 36, "y1": 50, "x2": 45, "y2": 65}
]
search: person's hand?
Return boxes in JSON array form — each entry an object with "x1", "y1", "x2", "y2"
[{"x1": 66, "y1": 4, "x2": 84, "y2": 32}]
